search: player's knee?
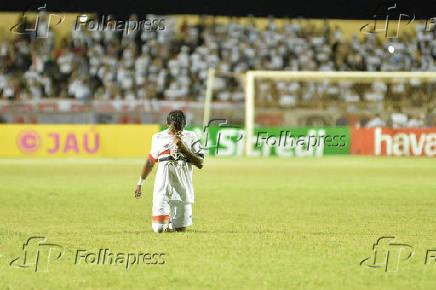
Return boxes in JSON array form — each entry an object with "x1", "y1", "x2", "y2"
[{"x1": 152, "y1": 223, "x2": 168, "y2": 233}]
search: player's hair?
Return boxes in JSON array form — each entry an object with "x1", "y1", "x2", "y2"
[{"x1": 167, "y1": 110, "x2": 186, "y2": 132}]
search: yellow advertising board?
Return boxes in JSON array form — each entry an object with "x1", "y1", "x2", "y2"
[{"x1": 0, "y1": 125, "x2": 160, "y2": 157}]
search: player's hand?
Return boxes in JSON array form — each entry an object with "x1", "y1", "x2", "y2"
[
  {"x1": 134, "y1": 185, "x2": 142, "y2": 199},
  {"x1": 174, "y1": 135, "x2": 188, "y2": 154}
]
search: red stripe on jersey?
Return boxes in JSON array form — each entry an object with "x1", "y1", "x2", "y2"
[
  {"x1": 158, "y1": 149, "x2": 170, "y2": 156},
  {"x1": 152, "y1": 215, "x2": 169, "y2": 221},
  {"x1": 148, "y1": 153, "x2": 158, "y2": 162}
]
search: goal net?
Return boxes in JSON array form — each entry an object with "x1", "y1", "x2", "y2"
[{"x1": 205, "y1": 71, "x2": 436, "y2": 156}]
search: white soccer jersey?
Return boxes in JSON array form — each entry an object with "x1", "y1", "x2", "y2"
[{"x1": 149, "y1": 129, "x2": 203, "y2": 204}]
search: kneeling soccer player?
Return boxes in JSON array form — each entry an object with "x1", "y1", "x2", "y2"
[{"x1": 134, "y1": 110, "x2": 204, "y2": 233}]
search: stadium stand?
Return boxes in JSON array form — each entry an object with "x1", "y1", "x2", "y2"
[{"x1": 0, "y1": 12, "x2": 435, "y2": 126}]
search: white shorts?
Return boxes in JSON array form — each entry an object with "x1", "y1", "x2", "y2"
[{"x1": 152, "y1": 198, "x2": 193, "y2": 229}]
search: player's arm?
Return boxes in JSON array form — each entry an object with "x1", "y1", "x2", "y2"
[
  {"x1": 134, "y1": 156, "x2": 155, "y2": 199},
  {"x1": 174, "y1": 135, "x2": 204, "y2": 169}
]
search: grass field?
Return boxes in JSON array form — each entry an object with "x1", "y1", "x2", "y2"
[{"x1": 1, "y1": 156, "x2": 436, "y2": 289}]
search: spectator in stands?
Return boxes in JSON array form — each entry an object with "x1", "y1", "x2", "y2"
[
  {"x1": 425, "y1": 107, "x2": 435, "y2": 127},
  {"x1": 366, "y1": 113, "x2": 386, "y2": 127},
  {"x1": 390, "y1": 108, "x2": 408, "y2": 128},
  {"x1": 407, "y1": 113, "x2": 424, "y2": 127}
]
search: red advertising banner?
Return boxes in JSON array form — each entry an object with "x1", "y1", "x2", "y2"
[{"x1": 351, "y1": 127, "x2": 436, "y2": 156}]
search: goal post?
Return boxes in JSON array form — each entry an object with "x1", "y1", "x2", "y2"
[
  {"x1": 244, "y1": 71, "x2": 436, "y2": 156},
  {"x1": 203, "y1": 68, "x2": 216, "y2": 127}
]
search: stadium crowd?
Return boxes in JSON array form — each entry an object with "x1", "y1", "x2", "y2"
[{"x1": 0, "y1": 13, "x2": 435, "y2": 125}]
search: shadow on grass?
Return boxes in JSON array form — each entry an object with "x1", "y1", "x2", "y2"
[{"x1": 98, "y1": 229, "x2": 292, "y2": 235}]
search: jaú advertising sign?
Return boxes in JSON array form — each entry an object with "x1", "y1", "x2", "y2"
[{"x1": 0, "y1": 125, "x2": 159, "y2": 157}]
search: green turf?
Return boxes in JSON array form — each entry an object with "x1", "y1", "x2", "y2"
[{"x1": 1, "y1": 156, "x2": 436, "y2": 289}]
